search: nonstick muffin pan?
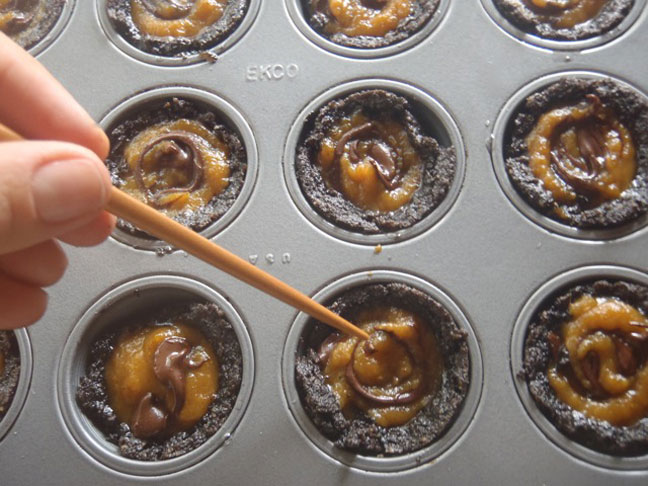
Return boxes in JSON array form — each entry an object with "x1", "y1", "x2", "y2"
[{"x1": 0, "y1": 1, "x2": 647, "y2": 484}]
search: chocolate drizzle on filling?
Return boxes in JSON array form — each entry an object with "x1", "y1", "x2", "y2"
[
  {"x1": 549, "y1": 95, "x2": 611, "y2": 198},
  {"x1": 505, "y1": 78, "x2": 648, "y2": 229},
  {"x1": 359, "y1": 0, "x2": 390, "y2": 8},
  {"x1": 334, "y1": 121, "x2": 399, "y2": 190},
  {"x1": 140, "y1": 0, "x2": 195, "y2": 19},
  {"x1": 135, "y1": 131, "x2": 205, "y2": 209},
  {"x1": 132, "y1": 336, "x2": 210, "y2": 438},
  {"x1": 343, "y1": 330, "x2": 425, "y2": 406},
  {"x1": 523, "y1": 281, "x2": 648, "y2": 455},
  {"x1": 545, "y1": 294, "x2": 648, "y2": 426},
  {"x1": 510, "y1": 78, "x2": 647, "y2": 229},
  {"x1": 313, "y1": 305, "x2": 443, "y2": 429}
]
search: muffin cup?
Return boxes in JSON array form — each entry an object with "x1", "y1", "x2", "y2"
[
  {"x1": 284, "y1": 79, "x2": 465, "y2": 245},
  {"x1": 511, "y1": 265, "x2": 648, "y2": 470},
  {"x1": 0, "y1": 329, "x2": 32, "y2": 442},
  {"x1": 95, "y1": 0, "x2": 261, "y2": 66},
  {"x1": 285, "y1": 0, "x2": 450, "y2": 59},
  {"x1": 491, "y1": 70, "x2": 648, "y2": 240},
  {"x1": 282, "y1": 270, "x2": 483, "y2": 472},
  {"x1": 100, "y1": 85, "x2": 258, "y2": 252},
  {"x1": 480, "y1": 0, "x2": 646, "y2": 51},
  {"x1": 4, "y1": 0, "x2": 75, "y2": 56},
  {"x1": 56, "y1": 275, "x2": 255, "y2": 476}
]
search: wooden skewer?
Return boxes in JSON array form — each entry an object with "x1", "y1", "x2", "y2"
[{"x1": 0, "y1": 124, "x2": 369, "y2": 340}]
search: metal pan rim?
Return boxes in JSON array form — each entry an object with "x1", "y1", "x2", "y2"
[
  {"x1": 281, "y1": 269, "x2": 483, "y2": 473},
  {"x1": 56, "y1": 274, "x2": 255, "y2": 476},
  {"x1": 284, "y1": 0, "x2": 450, "y2": 60},
  {"x1": 99, "y1": 85, "x2": 259, "y2": 252},
  {"x1": 283, "y1": 78, "x2": 466, "y2": 246},
  {"x1": 510, "y1": 264, "x2": 648, "y2": 470},
  {"x1": 490, "y1": 69, "x2": 648, "y2": 241},
  {"x1": 94, "y1": 0, "x2": 261, "y2": 67},
  {"x1": 480, "y1": 0, "x2": 647, "y2": 52}
]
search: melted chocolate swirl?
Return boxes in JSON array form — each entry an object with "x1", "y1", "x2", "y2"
[
  {"x1": 549, "y1": 95, "x2": 611, "y2": 198},
  {"x1": 345, "y1": 331, "x2": 425, "y2": 405},
  {"x1": 319, "y1": 328, "x2": 426, "y2": 407},
  {"x1": 135, "y1": 131, "x2": 205, "y2": 208},
  {"x1": 141, "y1": 0, "x2": 195, "y2": 19},
  {"x1": 131, "y1": 336, "x2": 210, "y2": 438},
  {"x1": 334, "y1": 122, "x2": 400, "y2": 190}
]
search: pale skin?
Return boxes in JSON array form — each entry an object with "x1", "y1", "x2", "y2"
[{"x1": 0, "y1": 32, "x2": 115, "y2": 329}]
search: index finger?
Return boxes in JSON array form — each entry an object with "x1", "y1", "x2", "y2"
[{"x1": 0, "y1": 32, "x2": 109, "y2": 159}]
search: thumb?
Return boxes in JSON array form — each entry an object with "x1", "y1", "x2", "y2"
[{"x1": 0, "y1": 140, "x2": 112, "y2": 254}]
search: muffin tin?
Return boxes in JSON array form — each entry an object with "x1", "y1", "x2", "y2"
[{"x1": 1, "y1": 1, "x2": 647, "y2": 484}]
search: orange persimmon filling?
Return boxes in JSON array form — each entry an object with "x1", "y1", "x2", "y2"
[
  {"x1": 121, "y1": 118, "x2": 231, "y2": 216},
  {"x1": 105, "y1": 324, "x2": 219, "y2": 438},
  {"x1": 319, "y1": 306, "x2": 443, "y2": 427},
  {"x1": 318, "y1": 110, "x2": 423, "y2": 212},
  {"x1": 547, "y1": 295, "x2": 648, "y2": 426},
  {"x1": 319, "y1": 0, "x2": 413, "y2": 37},
  {"x1": 130, "y1": 0, "x2": 226, "y2": 37},
  {"x1": 525, "y1": 94, "x2": 635, "y2": 210},
  {"x1": 523, "y1": 0, "x2": 608, "y2": 29}
]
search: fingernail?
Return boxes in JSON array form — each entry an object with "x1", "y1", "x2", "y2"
[{"x1": 32, "y1": 159, "x2": 107, "y2": 224}]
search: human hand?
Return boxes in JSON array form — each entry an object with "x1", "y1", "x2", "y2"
[{"x1": 0, "y1": 32, "x2": 116, "y2": 329}]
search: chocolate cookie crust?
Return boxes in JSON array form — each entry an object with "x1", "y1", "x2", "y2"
[
  {"x1": 106, "y1": 96, "x2": 246, "y2": 237},
  {"x1": 0, "y1": 0, "x2": 65, "y2": 50},
  {"x1": 295, "y1": 283, "x2": 470, "y2": 456},
  {"x1": 522, "y1": 279, "x2": 648, "y2": 456},
  {"x1": 106, "y1": 0, "x2": 249, "y2": 57},
  {"x1": 504, "y1": 77, "x2": 648, "y2": 229},
  {"x1": 0, "y1": 331, "x2": 20, "y2": 422},
  {"x1": 296, "y1": 90, "x2": 456, "y2": 234},
  {"x1": 76, "y1": 302, "x2": 243, "y2": 461},
  {"x1": 492, "y1": 0, "x2": 634, "y2": 41},
  {"x1": 303, "y1": 0, "x2": 440, "y2": 49}
]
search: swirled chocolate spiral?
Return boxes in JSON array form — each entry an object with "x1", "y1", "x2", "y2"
[
  {"x1": 522, "y1": 0, "x2": 608, "y2": 28},
  {"x1": 311, "y1": 0, "x2": 414, "y2": 38},
  {"x1": 525, "y1": 93, "x2": 636, "y2": 208},
  {"x1": 317, "y1": 306, "x2": 443, "y2": 427},
  {"x1": 122, "y1": 118, "x2": 231, "y2": 215},
  {"x1": 105, "y1": 324, "x2": 217, "y2": 439},
  {"x1": 547, "y1": 294, "x2": 648, "y2": 426},
  {"x1": 318, "y1": 109, "x2": 423, "y2": 212}
]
